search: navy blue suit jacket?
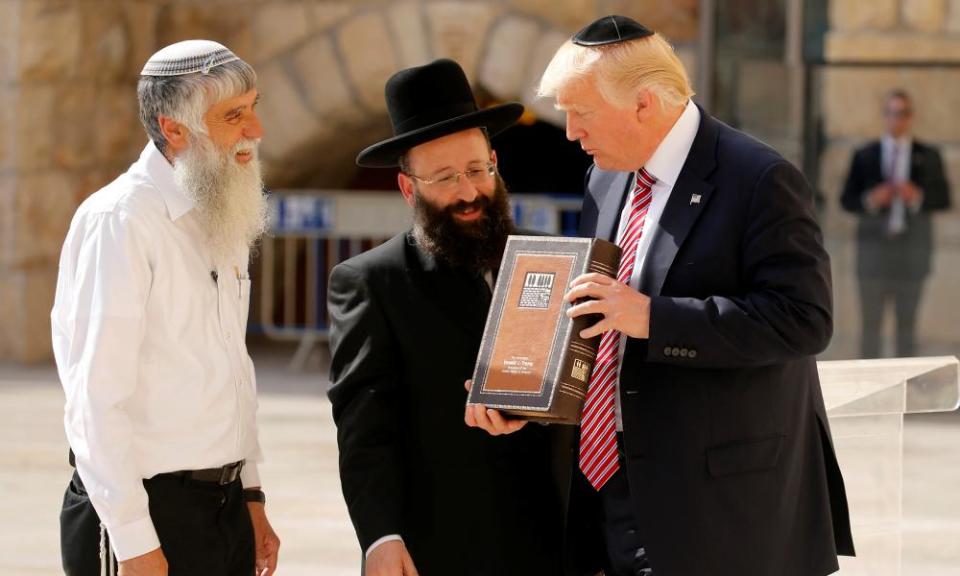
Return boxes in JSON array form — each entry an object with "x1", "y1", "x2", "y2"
[{"x1": 572, "y1": 109, "x2": 855, "y2": 576}]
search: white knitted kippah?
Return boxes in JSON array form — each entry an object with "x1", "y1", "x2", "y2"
[{"x1": 141, "y1": 40, "x2": 239, "y2": 77}]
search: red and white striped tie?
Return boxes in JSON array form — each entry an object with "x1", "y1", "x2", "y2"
[{"x1": 579, "y1": 168, "x2": 656, "y2": 491}]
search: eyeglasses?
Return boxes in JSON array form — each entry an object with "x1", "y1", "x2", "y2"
[
  {"x1": 885, "y1": 108, "x2": 912, "y2": 119},
  {"x1": 405, "y1": 163, "x2": 497, "y2": 191}
]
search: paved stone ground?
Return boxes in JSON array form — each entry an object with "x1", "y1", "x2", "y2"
[{"x1": 1, "y1": 342, "x2": 958, "y2": 575}]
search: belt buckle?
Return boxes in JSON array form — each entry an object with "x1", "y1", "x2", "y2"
[{"x1": 219, "y1": 461, "x2": 242, "y2": 485}]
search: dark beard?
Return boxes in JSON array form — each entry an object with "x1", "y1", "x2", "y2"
[{"x1": 412, "y1": 175, "x2": 515, "y2": 272}]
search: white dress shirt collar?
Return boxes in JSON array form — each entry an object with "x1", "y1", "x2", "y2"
[
  {"x1": 141, "y1": 141, "x2": 195, "y2": 222},
  {"x1": 643, "y1": 99, "x2": 700, "y2": 187}
]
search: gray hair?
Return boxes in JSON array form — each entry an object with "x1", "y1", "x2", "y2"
[{"x1": 137, "y1": 58, "x2": 257, "y2": 153}]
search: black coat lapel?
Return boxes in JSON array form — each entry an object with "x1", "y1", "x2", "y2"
[
  {"x1": 639, "y1": 108, "x2": 719, "y2": 297},
  {"x1": 594, "y1": 171, "x2": 633, "y2": 242}
]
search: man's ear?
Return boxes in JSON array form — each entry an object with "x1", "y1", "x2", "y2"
[
  {"x1": 634, "y1": 89, "x2": 655, "y2": 122},
  {"x1": 397, "y1": 172, "x2": 416, "y2": 207},
  {"x1": 158, "y1": 115, "x2": 190, "y2": 155}
]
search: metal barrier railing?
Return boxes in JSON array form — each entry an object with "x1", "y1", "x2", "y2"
[{"x1": 256, "y1": 190, "x2": 582, "y2": 369}]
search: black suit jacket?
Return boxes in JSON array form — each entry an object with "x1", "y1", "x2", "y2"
[
  {"x1": 569, "y1": 110, "x2": 855, "y2": 576},
  {"x1": 840, "y1": 139, "x2": 951, "y2": 280},
  {"x1": 327, "y1": 232, "x2": 561, "y2": 576}
]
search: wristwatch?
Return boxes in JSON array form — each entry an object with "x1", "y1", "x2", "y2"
[{"x1": 243, "y1": 489, "x2": 266, "y2": 504}]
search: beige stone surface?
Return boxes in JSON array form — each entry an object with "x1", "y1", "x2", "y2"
[
  {"x1": 507, "y1": 0, "x2": 593, "y2": 31},
  {"x1": 52, "y1": 83, "x2": 97, "y2": 171},
  {"x1": 0, "y1": 0, "x2": 19, "y2": 82},
  {"x1": 387, "y1": 0, "x2": 431, "y2": 68},
  {"x1": 675, "y1": 45, "x2": 698, "y2": 96},
  {"x1": 829, "y1": 0, "x2": 900, "y2": 31},
  {"x1": 309, "y1": 0, "x2": 356, "y2": 31},
  {"x1": 734, "y1": 59, "x2": 795, "y2": 140},
  {"x1": 427, "y1": 1, "x2": 502, "y2": 81},
  {"x1": 522, "y1": 28, "x2": 569, "y2": 126},
  {"x1": 253, "y1": 1, "x2": 313, "y2": 63},
  {"x1": 123, "y1": 2, "x2": 160, "y2": 78},
  {"x1": 292, "y1": 35, "x2": 362, "y2": 123},
  {"x1": 94, "y1": 85, "x2": 142, "y2": 166},
  {"x1": 155, "y1": 3, "x2": 254, "y2": 62},
  {"x1": 826, "y1": 31, "x2": 960, "y2": 62},
  {"x1": 76, "y1": 3, "x2": 129, "y2": 82},
  {"x1": 599, "y1": 0, "x2": 700, "y2": 42},
  {"x1": 14, "y1": 84, "x2": 55, "y2": 171},
  {"x1": 0, "y1": 274, "x2": 22, "y2": 360},
  {"x1": 480, "y1": 15, "x2": 541, "y2": 99},
  {"x1": 822, "y1": 67, "x2": 960, "y2": 142},
  {"x1": 16, "y1": 267, "x2": 57, "y2": 362},
  {"x1": 818, "y1": 141, "x2": 858, "y2": 204},
  {"x1": 17, "y1": 1, "x2": 81, "y2": 81},
  {"x1": 337, "y1": 10, "x2": 397, "y2": 112},
  {"x1": 902, "y1": 0, "x2": 947, "y2": 32},
  {"x1": 9, "y1": 172, "x2": 76, "y2": 270},
  {"x1": 0, "y1": 86, "x2": 13, "y2": 172},
  {"x1": 950, "y1": 0, "x2": 960, "y2": 32},
  {"x1": 255, "y1": 62, "x2": 324, "y2": 164}
]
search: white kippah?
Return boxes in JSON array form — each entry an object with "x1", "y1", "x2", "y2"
[{"x1": 141, "y1": 39, "x2": 239, "y2": 77}]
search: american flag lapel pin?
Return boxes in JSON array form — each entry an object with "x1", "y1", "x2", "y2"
[{"x1": 690, "y1": 193, "x2": 702, "y2": 205}]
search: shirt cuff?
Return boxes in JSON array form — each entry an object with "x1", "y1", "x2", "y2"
[
  {"x1": 109, "y1": 515, "x2": 161, "y2": 562},
  {"x1": 241, "y1": 461, "x2": 261, "y2": 488},
  {"x1": 366, "y1": 534, "x2": 403, "y2": 558}
]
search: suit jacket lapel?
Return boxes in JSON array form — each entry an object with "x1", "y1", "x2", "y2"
[
  {"x1": 405, "y1": 233, "x2": 488, "y2": 337},
  {"x1": 594, "y1": 171, "x2": 633, "y2": 242},
  {"x1": 639, "y1": 108, "x2": 719, "y2": 297}
]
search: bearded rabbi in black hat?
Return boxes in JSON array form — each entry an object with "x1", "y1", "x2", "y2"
[{"x1": 326, "y1": 59, "x2": 562, "y2": 576}]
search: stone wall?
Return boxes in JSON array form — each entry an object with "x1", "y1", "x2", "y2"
[{"x1": 0, "y1": 0, "x2": 700, "y2": 362}]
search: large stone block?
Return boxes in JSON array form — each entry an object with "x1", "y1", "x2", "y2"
[
  {"x1": 941, "y1": 146, "x2": 960, "y2": 201},
  {"x1": 0, "y1": 176, "x2": 15, "y2": 267},
  {"x1": 94, "y1": 85, "x2": 141, "y2": 166},
  {"x1": 507, "y1": 0, "x2": 595, "y2": 31},
  {"x1": 0, "y1": 1, "x2": 19, "y2": 82},
  {"x1": 124, "y1": 3, "x2": 160, "y2": 78},
  {"x1": 76, "y1": 3, "x2": 129, "y2": 82},
  {"x1": 822, "y1": 67, "x2": 960, "y2": 142},
  {"x1": 479, "y1": 16, "x2": 541, "y2": 100},
  {"x1": 18, "y1": 1, "x2": 82, "y2": 81},
  {"x1": 0, "y1": 274, "x2": 23, "y2": 361},
  {"x1": 0, "y1": 87, "x2": 13, "y2": 172},
  {"x1": 521, "y1": 29, "x2": 569, "y2": 127},
  {"x1": 950, "y1": 0, "x2": 960, "y2": 32},
  {"x1": 818, "y1": 141, "x2": 858, "y2": 204},
  {"x1": 427, "y1": 1, "x2": 502, "y2": 81},
  {"x1": 309, "y1": 1, "x2": 356, "y2": 31},
  {"x1": 14, "y1": 85, "x2": 56, "y2": 171},
  {"x1": 337, "y1": 11, "x2": 397, "y2": 112},
  {"x1": 0, "y1": 267, "x2": 58, "y2": 362},
  {"x1": 155, "y1": 4, "x2": 254, "y2": 62},
  {"x1": 387, "y1": 1, "x2": 430, "y2": 68},
  {"x1": 826, "y1": 31, "x2": 960, "y2": 62},
  {"x1": 255, "y1": 62, "x2": 324, "y2": 165},
  {"x1": 52, "y1": 83, "x2": 97, "y2": 170},
  {"x1": 902, "y1": 0, "x2": 946, "y2": 32},
  {"x1": 599, "y1": 0, "x2": 700, "y2": 42},
  {"x1": 253, "y1": 2, "x2": 312, "y2": 63},
  {"x1": 9, "y1": 172, "x2": 77, "y2": 269},
  {"x1": 829, "y1": 0, "x2": 899, "y2": 31},
  {"x1": 292, "y1": 35, "x2": 362, "y2": 123}
]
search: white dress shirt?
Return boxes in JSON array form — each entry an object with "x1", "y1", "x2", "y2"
[
  {"x1": 612, "y1": 100, "x2": 701, "y2": 429},
  {"x1": 879, "y1": 134, "x2": 920, "y2": 234},
  {"x1": 51, "y1": 142, "x2": 263, "y2": 561}
]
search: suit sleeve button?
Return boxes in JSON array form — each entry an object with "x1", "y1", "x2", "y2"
[
  {"x1": 670, "y1": 347, "x2": 680, "y2": 357},
  {"x1": 689, "y1": 350, "x2": 698, "y2": 359},
  {"x1": 664, "y1": 346, "x2": 673, "y2": 356},
  {"x1": 680, "y1": 348, "x2": 689, "y2": 357}
]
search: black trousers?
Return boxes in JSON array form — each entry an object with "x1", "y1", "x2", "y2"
[
  {"x1": 60, "y1": 470, "x2": 255, "y2": 576},
  {"x1": 858, "y1": 277, "x2": 925, "y2": 358},
  {"x1": 598, "y1": 466, "x2": 653, "y2": 576}
]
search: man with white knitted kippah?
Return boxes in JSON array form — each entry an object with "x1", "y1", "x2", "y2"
[{"x1": 53, "y1": 40, "x2": 279, "y2": 576}]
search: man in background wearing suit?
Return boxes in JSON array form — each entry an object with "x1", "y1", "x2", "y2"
[
  {"x1": 327, "y1": 59, "x2": 560, "y2": 576},
  {"x1": 469, "y1": 16, "x2": 855, "y2": 576},
  {"x1": 841, "y1": 89, "x2": 951, "y2": 358}
]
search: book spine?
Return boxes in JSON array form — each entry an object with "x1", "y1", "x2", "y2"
[{"x1": 553, "y1": 239, "x2": 622, "y2": 422}]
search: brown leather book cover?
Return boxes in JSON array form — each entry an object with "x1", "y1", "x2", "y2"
[{"x1": 469, "y1": 235, "x2": 620, "y2": 424}]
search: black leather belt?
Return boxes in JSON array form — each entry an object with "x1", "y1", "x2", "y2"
[{"x1": 167, "y1": 460, "x2": 244, "y2": 485}]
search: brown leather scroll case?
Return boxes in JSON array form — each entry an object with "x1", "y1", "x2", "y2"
[{"x1": 469, "y1": 235, "x2": 621, "y2": 424}]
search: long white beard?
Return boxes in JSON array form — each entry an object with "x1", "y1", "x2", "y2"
[{"x1": 173, "y1": 135, "x2": 268, "y2": 268}]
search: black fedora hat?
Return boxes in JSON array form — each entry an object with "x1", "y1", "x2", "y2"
[{"x1": 356, "y1": 59, "x2": 524, "y2": 168}]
